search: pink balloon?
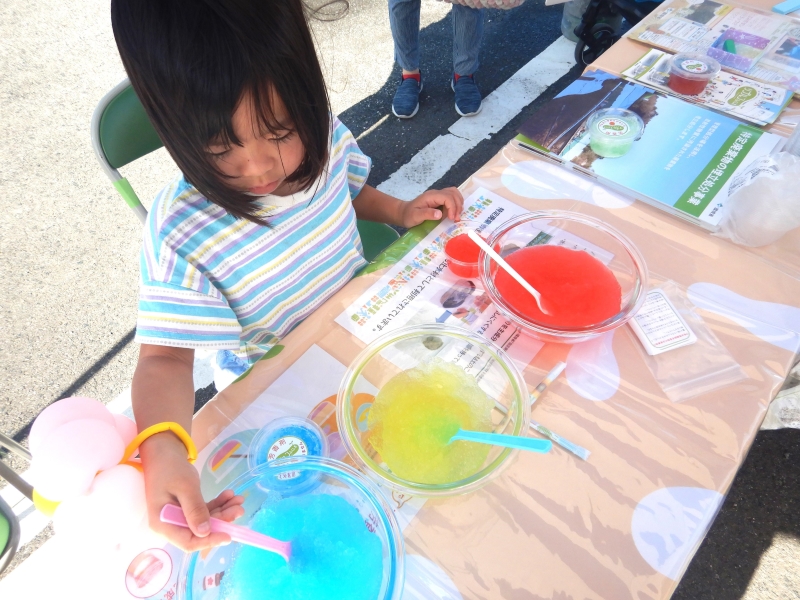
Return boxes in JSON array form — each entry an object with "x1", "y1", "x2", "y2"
[
  {"x1": 113, "y1": 414, "x2": 138, "y2": 447},
  {"x1": 29, "y1": 397, "x2": 114, "y2": 456},
  {"x1": 32, "y1": 419, "x2": 125, "y2": 501}
]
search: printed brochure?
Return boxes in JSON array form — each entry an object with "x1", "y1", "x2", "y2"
[
  {"x1": 627, "y1": 0, "x2": 800, "y2": 93},
  {"x1": 622, "y1": 48, "x2": 793, "y2": 125},
  {"x1": 516, "y1": 69, "x2": 784, "y2": 229}
]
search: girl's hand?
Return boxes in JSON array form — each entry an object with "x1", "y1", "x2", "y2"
[
  {"x1": 141, "y1": 433, "x2": 245, "y2": 552},
  {"x1": 399, "y1": 187, "x2": 464, "y2": 228}
]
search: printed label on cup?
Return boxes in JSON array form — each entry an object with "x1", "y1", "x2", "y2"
[
  {"x1": 597, "y1": 118, "x2": 630, "y2": 137},
  {"x1": 681, "y1": 60, "x2": 708, "y2": 74},
  {"x1": 267, "y1": 435, "x2": 308, "y2": 480}
]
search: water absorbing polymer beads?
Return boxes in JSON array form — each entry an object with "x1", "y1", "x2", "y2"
[
  {"x1": 586, "y1": 108, "x2": 644, "y2": 158},
  {"x1": 494, "y1": 245, "x2": 622, "y2": 328},
  {"x1": 667, "y1": 53, "x2": 720, "y2": 96},
  {"x1": 444, "y1": 233, "x2": 482, "y2": 278},
  {"x1": 219, "y1": 494, "x2": 384, "y2": 600},
  {"x1": 367, "y1": 358, "x2": 495, "y2": 484}
]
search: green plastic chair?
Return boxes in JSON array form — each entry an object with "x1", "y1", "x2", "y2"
[
  {"x1": 90, "y1": 79, "x2": 399, "y2": 261},
  {"x1": 0, "y1": 432, "x2": 28, "y2": 575}
]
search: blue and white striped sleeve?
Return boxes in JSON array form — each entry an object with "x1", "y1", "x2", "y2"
[
  {"x1": 331, "y1": 116, "x2": 372, "y2": 200},
  {"x1": 135, "y1": 215, "x2": 242, "y2": 350}
]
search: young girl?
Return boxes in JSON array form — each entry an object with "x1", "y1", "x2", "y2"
[{"x1": 111, "y1": 0, "x2": 463, "y2": 552}]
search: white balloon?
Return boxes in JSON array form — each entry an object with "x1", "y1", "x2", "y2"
[
  {"x1": 91, "y1": 465, "x2": 147, "y2": 533},
  {"x1": 53, "y1": 494, "x2": 99, "y2": 550},
  {"x1": 53, "y1": 465, "x2": 146, "y2": 548},
  {"x1": 29, "y1": 397, "x2": 114, "y2": 455}
]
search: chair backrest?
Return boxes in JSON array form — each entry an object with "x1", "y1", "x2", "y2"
[
  {"x1": 90, "y1": 80, "x2": 398, "y2": 260},
  {"x1": 98, "y1": 84, "x2": 164, "y2": 171}
]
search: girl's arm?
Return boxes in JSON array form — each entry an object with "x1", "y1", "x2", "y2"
[
  {"x1": 133, "y1": 344, "x2": 243, "y2": 551},
  {"x1": 352, "y1": 184, "x2": 464, "y2": 228}
]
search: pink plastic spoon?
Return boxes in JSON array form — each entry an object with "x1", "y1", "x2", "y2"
[{"x1": 160, "y1": 504, "x2": 291, "y2": 562}]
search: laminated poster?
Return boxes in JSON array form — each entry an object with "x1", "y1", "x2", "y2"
[
  {"x1": 627, "y1": 0, "x2": 800, "y2": 93},
  {"x1": 622, "y1": 48, "x2": 794, "y2": 125}
]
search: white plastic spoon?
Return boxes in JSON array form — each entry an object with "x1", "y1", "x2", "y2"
[{"x1": 466, "y1": 230, "x2": 550, "y2": 314}]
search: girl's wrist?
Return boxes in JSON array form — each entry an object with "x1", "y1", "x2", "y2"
[
  {"x1": 394, "y1": 198, "x2": 408, "y2": 228},
  {"x1": 140, "y1": 430, "x2": 190, "y2": 460}
]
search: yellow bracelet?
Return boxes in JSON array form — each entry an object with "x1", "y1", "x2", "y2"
[{"x1": 122, "y1": 422, "x2": 198, "y2": 465}]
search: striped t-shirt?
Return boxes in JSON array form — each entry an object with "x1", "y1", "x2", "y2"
[{"x1": 135, "y1": 117, "x2": 370, "y2": 364}]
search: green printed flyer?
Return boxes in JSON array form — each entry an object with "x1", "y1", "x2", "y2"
[
  {"x1": 622, "y1": 48, "x2": 793, "y2": 126},
  {"x1": 517, "y1": 70, "x2": 784, "y2": 229}
]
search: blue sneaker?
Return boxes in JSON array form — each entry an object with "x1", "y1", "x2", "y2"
[
  {"x1": 392, "y1": 74, "x2": 423, "y2": 119},
  {"x1": 451, "y1": 74, "x2": 482, "y2": 117}
]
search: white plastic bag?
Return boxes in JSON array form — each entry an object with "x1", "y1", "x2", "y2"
[{"x1": 717, "y1": 151, "x2": 800, "y2": 247}]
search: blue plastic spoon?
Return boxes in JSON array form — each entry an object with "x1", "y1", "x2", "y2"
[{"x1": 448, "y1": 429, "x2": 552, "y2": 453}]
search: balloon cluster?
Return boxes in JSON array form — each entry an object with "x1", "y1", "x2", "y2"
[{"x1": 28, "y1": 397, "x2": 148, "y2": 548}]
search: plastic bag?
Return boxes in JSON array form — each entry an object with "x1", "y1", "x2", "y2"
[
  {"x1": 626, "y1": 280, "x2": 747, "y2": 403},
  {"x1": 717, "y1": 151, "x2": 800, "y2": 247}
]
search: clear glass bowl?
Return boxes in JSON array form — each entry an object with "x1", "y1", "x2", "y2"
[
  {"x1": 178, "y1": 456, "x2": 404, "y2": 600},
  {"x1": 480, "y1": 211, "x2": 647, "y2": 344},
  {"x1": 337, "y1": 324, "x2": 530, "y2": 497}
]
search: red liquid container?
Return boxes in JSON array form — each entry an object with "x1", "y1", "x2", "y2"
[
  {"x1": 445, "y1": 232, "x2": 482, "y2": 279},
  {"x1": 667, "y1": 53, "x2": 720, "y2": 96}
]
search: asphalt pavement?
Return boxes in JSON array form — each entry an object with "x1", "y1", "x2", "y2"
[{"x1": 0, "y1": 0, "x2": 798, "y2": 596}]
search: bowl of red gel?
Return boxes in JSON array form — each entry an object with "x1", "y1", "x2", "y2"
[
  {"x1": 444, "y1": 223, "x2": 485, "y2": 279},
  {"x1": 480, "y1": 211, "x2": 647, "y2": 344}
]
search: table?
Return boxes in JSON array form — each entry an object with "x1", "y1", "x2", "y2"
[
  {"x1": 186, "y1": 134, "x2": 800, "y2": 599},
  {"x1": 185, "y1": 5, "x2": 800, "y2": 594}
]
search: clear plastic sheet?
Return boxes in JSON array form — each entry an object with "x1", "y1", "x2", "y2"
[
  {"x1": 626, "y1": 279, "x2": 747, "y2": 403},
  {"x1": 185, "y1": 143, "x2": 800, "y2": 600}
]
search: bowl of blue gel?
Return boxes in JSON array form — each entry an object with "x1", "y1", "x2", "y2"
[
  {"x1": 248, "y1": 417, "x2": 329, "y2": 495},
  {"x1": 178, "y1": 456, "x2": 405, "y2": 600}
]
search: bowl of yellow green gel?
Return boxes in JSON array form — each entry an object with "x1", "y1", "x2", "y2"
[
  {"x1": 337, "y1": 324, "x2": 530, "y2": 497},
  {"x1": 178, "y1": 457, "x2": 404, "y2": 600}
]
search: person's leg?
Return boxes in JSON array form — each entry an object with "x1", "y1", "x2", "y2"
[
  {"x1": 389, "y1": 0, "x2": 424, "y2": 118},
  {"x1": 451, "y1": 4, "x2": 484, "y2": 116},
  {"x1": 389, "y1": 0, "x2": 421, "y2": 73},
  {"x1": 452, "y1": 3, "x2": 483, "y2": 77}
]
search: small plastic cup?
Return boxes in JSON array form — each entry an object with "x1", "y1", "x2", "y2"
[
  {"x1": 667, "y1": 53, "x2": 720, "y2": 96},
  {"x1": 248, "y1": 417, "x2": 329, "y2": 495},
  {"x1": 444, "y1": 223, "x2": 484, "y2": 279},
  {"x1": 586, "y1": 108, "x2": 644, "y2": 158}
]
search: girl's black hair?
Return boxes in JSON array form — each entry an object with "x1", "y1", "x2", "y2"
[{"x1": 111, "y1": 0, "x2": 331, "y2": 224}]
